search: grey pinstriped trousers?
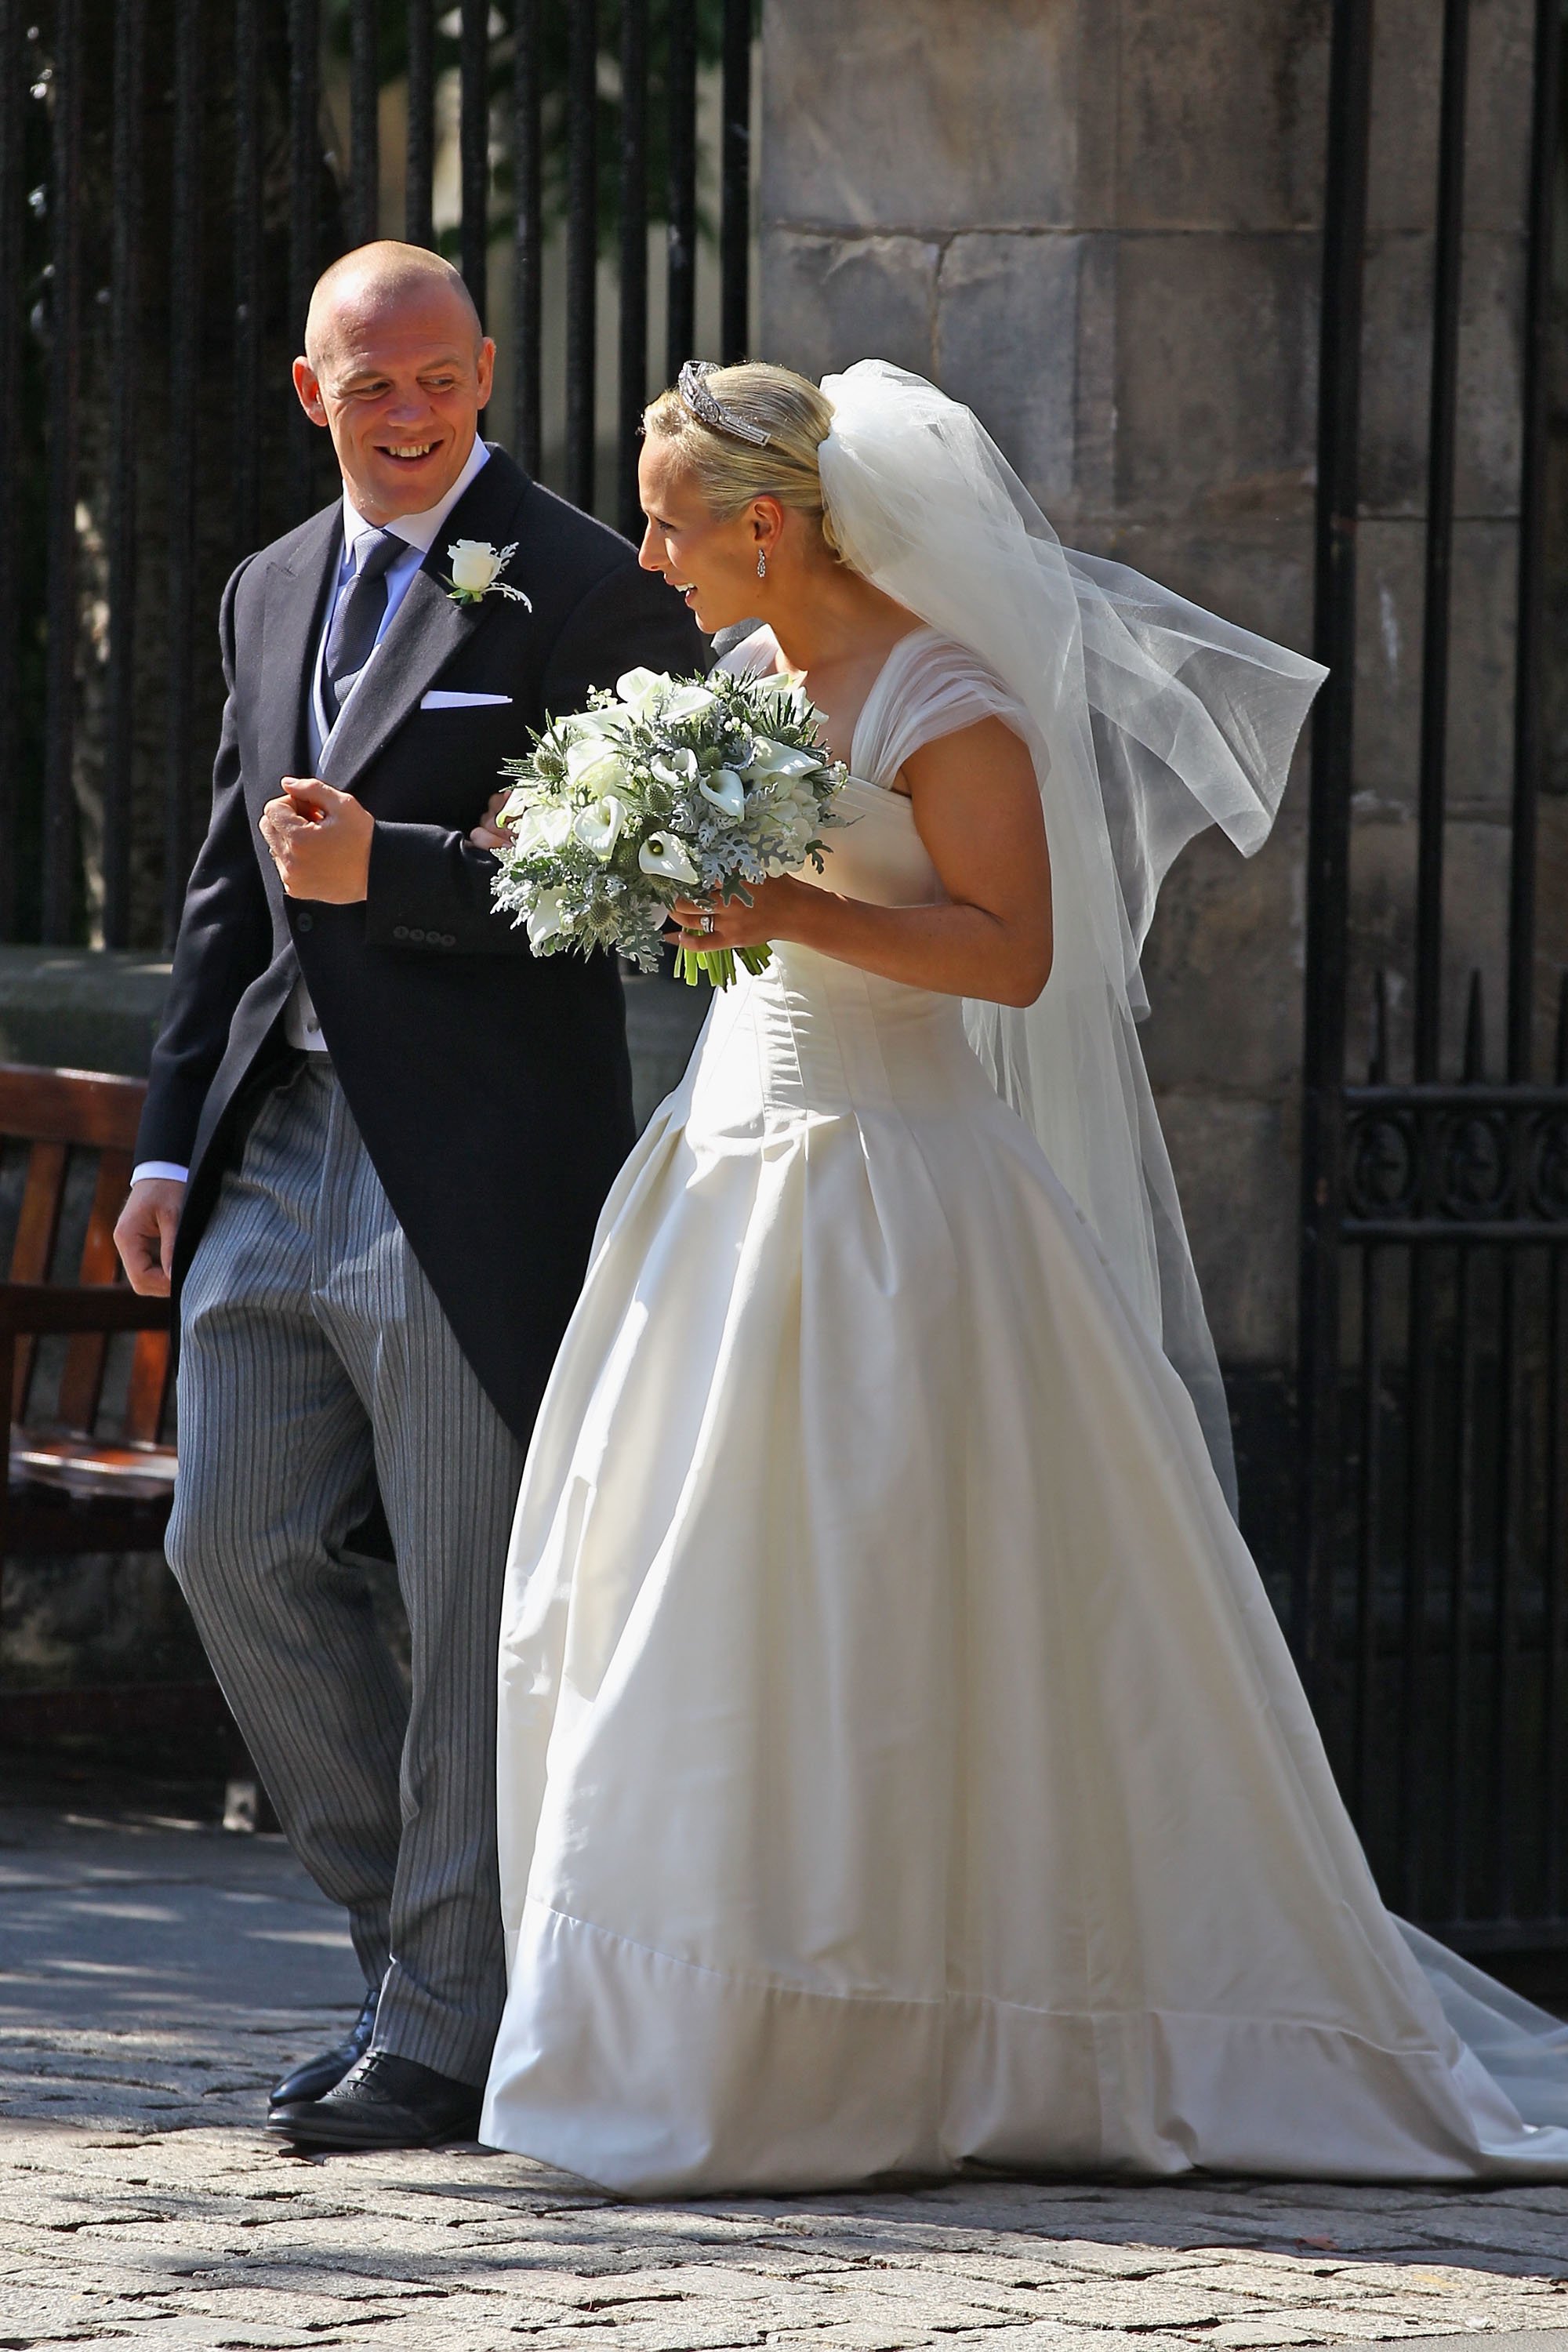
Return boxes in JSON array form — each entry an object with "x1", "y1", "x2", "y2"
[{"x1": 167, "y1": 1058, "x2": 526, "y2": 2087}]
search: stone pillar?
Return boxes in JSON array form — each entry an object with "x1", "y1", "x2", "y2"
[
  {"x1": 757, "y1": 0, "x2": 1539, "y2": 1425},
  {"x1": 1349, "y1": 0, "x2": 1548, "y2": 1069}
]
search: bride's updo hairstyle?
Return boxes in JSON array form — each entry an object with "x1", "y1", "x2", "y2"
[{"x1": 642, "y1": 361, "x2": 844, "y2": 559}]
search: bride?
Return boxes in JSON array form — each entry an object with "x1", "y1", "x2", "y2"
[{"x1": 479, "y1": 358, "x2": 1568, "y2": 2194}]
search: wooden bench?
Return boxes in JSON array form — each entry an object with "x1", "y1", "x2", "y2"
[
  {"x1": 0, "y1": 1065, "x2": 174, "y2": 1570},
  {"x1": 0, "y1": 1067, "x2": 302, "y2": 1821}
]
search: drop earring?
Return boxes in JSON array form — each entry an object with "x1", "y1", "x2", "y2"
[{"x1": 757, "y1": 549, "x2": 768, "y2": 579}]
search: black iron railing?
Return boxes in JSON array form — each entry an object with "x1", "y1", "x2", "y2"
[
  {"x1": 1339, "y1": 978, "x2": 1568, "y2": 1933},
  {"x1": 0, "y1": 0, "x2": 755, "y2": 953},
  {"x1": 1300, "y1": 0, "x2": 1568, "y2": 1944}
]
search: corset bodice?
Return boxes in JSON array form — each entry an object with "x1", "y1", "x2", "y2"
[{"x1": 687, "y1": 772, "x2": 1000, "y2": 1127}]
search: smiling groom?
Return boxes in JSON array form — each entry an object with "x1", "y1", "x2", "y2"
[{"x1": 113, "y1": 241, "x2": 703, "y2": 2151}]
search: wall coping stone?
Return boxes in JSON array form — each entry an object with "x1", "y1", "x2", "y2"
[
  {"x1": 0, "y1": 946, "x2": 706, "y2": 1132},
  {"x1": 0, "y1": 947, "x2": 173, "y2": 1079}
]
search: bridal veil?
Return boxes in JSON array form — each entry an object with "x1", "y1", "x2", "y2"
[{"x1": 815, "y1": 362, "x2": 1326, "y2": 1501}]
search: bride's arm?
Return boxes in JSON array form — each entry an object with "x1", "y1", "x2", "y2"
[{"x1": 673, "y1": 715, "x2": 1053, "y2": 1007}]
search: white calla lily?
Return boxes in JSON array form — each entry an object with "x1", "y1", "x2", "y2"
[
  {"x1": 699, "y1": 768, "x2": 746, "y2": 819},
  {"x1": 574, "y1": 794, "x2": 628, "y2": 857},
  {"x1": 659, "y1": 682, "x2": 717, "y2": 722},
  {"x1": 525, "y1": 887, "x2": 572, "y2": 947},
  {"x1": 565, "y1": 742, "x2": 629, "y2": 797},
  {"x1": 638, "y1": 833, "x2": 700, "y2": 885},
  {"x1": 564, "y1": 708, "x2": 618, "y2": 740},
  {"x1": 650, "y1": 747, "x2": 699, "y2": 786},
  {"x1": 505, "y1": 806, "x2": 550, "y2": 855},
  {"x1": 535, "y1": 804, "x2": 574, "y2": 851},
  {"x1": 746, "y1": 738, "x2": 819, "y2": 779},
  {"x1": 615, "y1": 666, "x2": 666, "y2": 714}
]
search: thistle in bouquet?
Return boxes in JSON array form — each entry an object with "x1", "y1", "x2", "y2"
[{"x1": 489, "y1": 664, "x2": 848, "y2": 988}]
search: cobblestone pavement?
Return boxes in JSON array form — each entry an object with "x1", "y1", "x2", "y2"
[{"x1": 3, "y1": 1787, "x2": 1567, "y2": 2352}]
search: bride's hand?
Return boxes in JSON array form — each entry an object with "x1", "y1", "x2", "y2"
[
  {"x1": 668, "y1": 876, "x2": 812, "y2": 951},
  {"x1": 469, "y1": 790, "x2": 511, "y2": 851}
]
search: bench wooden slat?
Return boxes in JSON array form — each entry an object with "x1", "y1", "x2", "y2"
[
  {"x1": 123, "y1": 1327, "x2": 172, "y2": 1448},
  {"x1": 57, "y1": 1149, "x2": 135, "y2": 1428},
  {"x1": 0, "y1": 1066, "x2": 202, "y2": 1769},
  {"x1": 0, "y1": 1065, "x2": 148, "y2": 1150},
  {"x1": 1, "y1": 1497, "x2": 176, "y2": 1554},
  {"x1": 0, "y1": 1067, "x2": 173, "y2": 1577},
  {"x1": 12, "y1": 1430, "x2": 176, "y2": 1504},
  {"x1": 0, "y1": 1283, "x2": 171, "y2": 1334},
  {"x1": 11, "y1": 1140, "x2": 68, "y2": 1414},
  {"x1": 11, "y1": 1142, "x2": 68, "y2": 1283}
]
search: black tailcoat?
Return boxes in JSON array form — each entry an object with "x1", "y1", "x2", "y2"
[{"x1": 137, "y1": 445, "x2": 706, "y2": 1440}]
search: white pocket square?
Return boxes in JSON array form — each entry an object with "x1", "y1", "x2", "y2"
[{"x1": 419, "y1": 689, "x2": 513, "y2": 709}]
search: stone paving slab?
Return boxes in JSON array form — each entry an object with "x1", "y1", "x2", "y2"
[{"x1": 2, "y1": 1789, "x2": 1568, "y2": 2350}]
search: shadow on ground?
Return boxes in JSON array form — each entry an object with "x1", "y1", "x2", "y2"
[{"x1": 2, "y1": 1773, "x2": 1566, "y2": 2351}]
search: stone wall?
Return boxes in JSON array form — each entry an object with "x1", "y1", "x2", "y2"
[
  {"x1": 757, "y1": 0, "x2": 1544, "y2": 1382},
  {"x1": 1351, "y1": 0, "x2": 1566, "y2": 1074}
]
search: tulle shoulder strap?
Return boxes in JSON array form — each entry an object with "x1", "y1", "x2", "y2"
[
  {"x1": 714, "y1": 625, "x2": 777, "y2": 681},
  {"x1": 855, "y1": 629, "x2": 1029, "y2": 789},
  {"x1": 714, "y1": 623, "x2": 1029, "y2": 793}
]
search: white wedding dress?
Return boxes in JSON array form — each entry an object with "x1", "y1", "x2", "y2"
[{"x1": 481, "y1": 619, "x2": 1568, "y2": 2198}]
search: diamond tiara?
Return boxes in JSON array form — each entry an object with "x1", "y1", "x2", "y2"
[{"x1": 677, "y1": 359, "x2": 771, "y2": 448}]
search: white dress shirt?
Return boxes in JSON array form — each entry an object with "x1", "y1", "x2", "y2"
[{"x1": 132, "y1": 438, "x2": 492, "y2": 1186}]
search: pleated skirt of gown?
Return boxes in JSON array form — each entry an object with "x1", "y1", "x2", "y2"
[{"x1": 481, "y1": 940, "x2": 1568, "y2": 2196}]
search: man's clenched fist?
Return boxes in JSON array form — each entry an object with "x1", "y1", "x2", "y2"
[
  {"x1": 114, "y1": 1177, "x2": 186, "y2": 1298},
  {"x1": 260, "y1": 777, "x2": 375, "y2": 902}
]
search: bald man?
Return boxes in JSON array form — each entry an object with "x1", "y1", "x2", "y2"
[{"x1": 114, "y1": 242, "x2": 704, "y2": 2150}]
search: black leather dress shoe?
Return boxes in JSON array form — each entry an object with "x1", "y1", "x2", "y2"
[
  {"x1": 267, "y1": 2051, "x2": 483, "y2": 2151},
  {"x1": 269, "y1": 1987, "x2": 379, "y2": 2110}
]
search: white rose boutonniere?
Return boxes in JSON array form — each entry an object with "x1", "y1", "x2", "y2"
[{"x1": 443, "y1": 539, "x2": 531, "y2": 608}]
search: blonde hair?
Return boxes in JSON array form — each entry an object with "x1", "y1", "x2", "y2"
[{"x1": 643, "y1": 361, "x2": 843, "y2": 557}]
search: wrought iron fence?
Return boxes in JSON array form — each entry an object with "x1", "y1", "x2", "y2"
[
  {"x1": 0, "y1": 0, "x2": 755, "y2": 952},
  {"x1": 1300, "y1": 0, "x2": 1568, "y2": 1944}
]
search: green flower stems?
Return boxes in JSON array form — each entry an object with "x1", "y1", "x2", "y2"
[{"x1": 673, "y1": 942, "x2": 775, "y2": 989}]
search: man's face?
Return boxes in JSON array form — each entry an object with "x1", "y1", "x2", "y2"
[{"x1": 293, "y1": 283, "x2": 495, "y2": 524}]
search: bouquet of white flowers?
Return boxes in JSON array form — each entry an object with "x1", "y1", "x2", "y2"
[{"x1": 489, "y1": 665, "x2": 848, "y2": 987}]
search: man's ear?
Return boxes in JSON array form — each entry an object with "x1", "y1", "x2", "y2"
[
  {"x1": 292, "y1": 355, "x2": 329, "y2": 429},
  {"x1": 475, "y1": 337, "x2": 496, "y2": 412}
]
